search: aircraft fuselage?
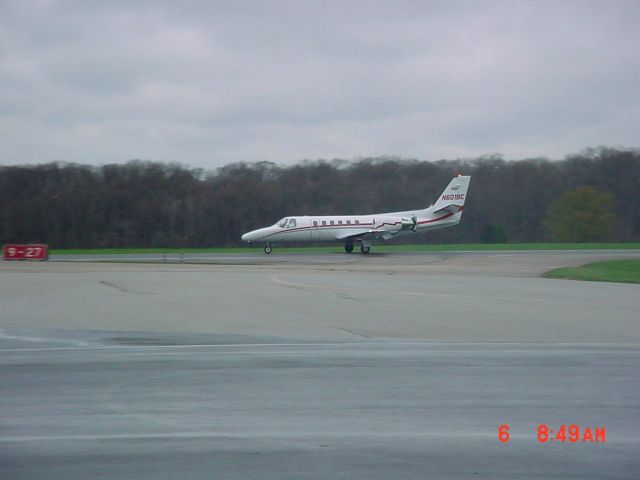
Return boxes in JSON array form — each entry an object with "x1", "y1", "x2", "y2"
[{"x1": 241, "y1": 175, "x2": 470, "y2": 253}]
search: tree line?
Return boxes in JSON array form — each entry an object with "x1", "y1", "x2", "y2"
[{"x1": 0, "y1": 148, "x2": 638, "y2": 248}]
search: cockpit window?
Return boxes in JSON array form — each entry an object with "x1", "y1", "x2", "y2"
[
  {"x1": 288, "y1": 218, "x2": 297, "y2": 228},
  {"x1": 277, "y1": 218, "x2": 288, "y2": 228}
]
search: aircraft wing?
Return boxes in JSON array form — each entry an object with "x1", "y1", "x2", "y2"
[
  {"x1": 336, "y1": 229, "x2": 389, "y2": 241},
  {"x1": 336, "y1": 229, "x2": 374, "y2": 241}
]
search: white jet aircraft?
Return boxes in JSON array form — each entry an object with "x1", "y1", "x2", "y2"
[{"x1": 242, "y1": 175, "x2": 471, "y2": 254}]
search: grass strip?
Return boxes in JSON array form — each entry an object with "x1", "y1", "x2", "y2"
[{"x1": 544, "y1": 259, "x2": 640, "y2": 284}]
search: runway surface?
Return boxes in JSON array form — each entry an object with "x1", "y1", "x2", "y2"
[
  {"x1": 2, "y1": 250, "x2": 639, "y2": 342},
  {"x1": 1, "y1": 251, "x2": 639, "y2": 478}
]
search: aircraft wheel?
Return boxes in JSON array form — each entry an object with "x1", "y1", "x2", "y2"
[
  {"x1": 360, "y1": 245, "x2": 370, "y2": 254},
  {"x1": 264, "y1": 243, "x2": 272, "y2": 254},
  {"x1": 345, "y1": 241, "x2": 354, "y2": 253}
]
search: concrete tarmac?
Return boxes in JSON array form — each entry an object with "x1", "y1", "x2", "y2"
[
  {"x1": 1, "y1": 251, "x2": 639, "y2": 478},
  {"x1": 0, "y1": 337, "x2": 638, "y2": 479}
]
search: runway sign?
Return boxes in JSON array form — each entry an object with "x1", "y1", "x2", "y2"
[{"x1": 2, "y1": 244, "x2": 49, "y2": 261}]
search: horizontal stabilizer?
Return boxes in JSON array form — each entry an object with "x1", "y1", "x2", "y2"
[{"x1": 433, "y1": 204, "x2": 464, "y2": 216}]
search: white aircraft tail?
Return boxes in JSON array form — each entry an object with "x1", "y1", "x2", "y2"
[{"x1": 431, "y1": 175, "x2": 471, "y2": 214}]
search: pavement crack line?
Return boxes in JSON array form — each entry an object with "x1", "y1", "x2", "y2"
[
  {"x1": 99, "y1": 280, "x2": 156, "y2": 295},
  {"x1": 330, "y1": 326, "x2": 371, "y2": 338}
]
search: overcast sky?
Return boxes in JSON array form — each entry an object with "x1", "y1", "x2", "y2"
[{"x1": 1, "y1": 0, "x2": 639, "y2": 168}]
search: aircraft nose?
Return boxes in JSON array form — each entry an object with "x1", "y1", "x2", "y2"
[
  {"x1": 242, "y1": 229, "x2": 262, "y2": 242},
  {"x1": 242, "y1": 227, "x2": 273, "y2": 243}
]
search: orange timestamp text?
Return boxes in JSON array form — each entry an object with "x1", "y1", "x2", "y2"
[{"x1": 498, "y1": 424, "x2": 606, "y2": 444}]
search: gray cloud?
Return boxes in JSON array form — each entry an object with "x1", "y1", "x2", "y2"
[{"x1": 1, "y1": 0, "x2": 639, "y2": 167}]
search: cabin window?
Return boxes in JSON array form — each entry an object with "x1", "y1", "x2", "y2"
[
  {"x1": 330, "y1": 220, "x2": 335, "y2": 225},
  {"x1": 355, "y1": 219, "x2": 360, "y2": 225},
  {"x1": 278, "y1": 218, "x2": 288, "y2": 228},
  {"x1": 313, "y1": 221, "x2": 318, "y2": 227},
  {"x1": 288, "y1": 218, "x2": 297, "y2": 228},
  {"x1": 346, "y1": 220, "x2": 351, "y2": 225},
  {"x1": 322, "y1": 220, "x2": 326, "y2": 226},
  {"x1": 338, "y1": 220, "x2": 343, "y2": 225}
]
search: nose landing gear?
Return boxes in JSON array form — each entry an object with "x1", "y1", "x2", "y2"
[{"x1": 264, "y1": 242, "x2": 272, "y2": 254}]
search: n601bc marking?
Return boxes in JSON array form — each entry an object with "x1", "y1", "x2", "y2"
[{"x1": 441, "y1": 193, "x2": 465, "y2": 201}]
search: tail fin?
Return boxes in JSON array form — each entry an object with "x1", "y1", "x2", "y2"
[{"x1": 431, "y1": 175, "x2": 471, "y2": 214}]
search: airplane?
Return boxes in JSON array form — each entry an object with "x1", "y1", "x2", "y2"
[{"x1": 241, "y1": 174, "x2": 471, "y2": 254}]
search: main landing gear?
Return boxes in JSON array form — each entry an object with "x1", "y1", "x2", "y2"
[
  {"x1": 344, "y1": 241, "x2": 354, "y2": 253},
  {"x1": 344, "y1": 240, "x2": 370, "y2": 254},
  {"x1": 264, "y1": 242, "x2": 272, "y2": 254}
]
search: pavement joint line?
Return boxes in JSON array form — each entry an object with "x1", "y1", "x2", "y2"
[
  {"x1": 0, "y1": 431, "x2": 499, "y2": 443},
  {"x1": 0, "y1": 342, "x2": 361, "y2": 352},
  {"x1": 1, "y1": 341, "x2": 640, "y2": 353},
  {"x1": 107, "y1": 350, "x2": 367, "y2": 356}
]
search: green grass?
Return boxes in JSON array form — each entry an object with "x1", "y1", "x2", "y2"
[
  {"x1": 49, "y1": 242, "x2": 640, "y2": 255},
  {"x1": 544, "y1": 259, "x2": 640, "y2": 284}
]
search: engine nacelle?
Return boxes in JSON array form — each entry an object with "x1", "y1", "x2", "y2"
[
  {"x1": 401, "y1": 215, "x2": 418, "y2": 231},
  {"x1": 375, "y1": 215, "x2": 417, "y2": 233}
]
